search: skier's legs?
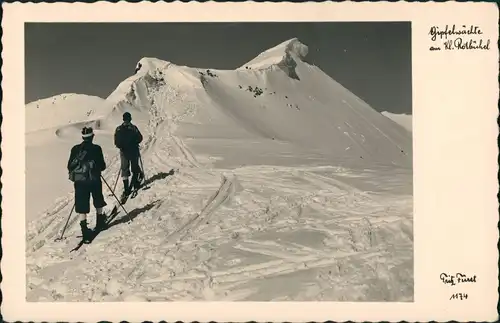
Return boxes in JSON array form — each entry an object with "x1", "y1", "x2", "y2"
[
  {"x1": 78, "y1": 213, "x2": 88, "y2": 222},
  {"x1": 130, "y1": 154, "x2": 142, "y2": 189},
  {"x1": 120, "y1": 150, "x2": 131, "y2": 194},
  {"x1": 120, "y1": 150, "x2": 131, "y2": 178},
  {"x1": 74, "y1": 182, "x2": 92, "y2": 240},
  {"x1": 74, "y1": 182, "x2": 91, "y2": 214},
  {"x1": 78, "y1": 215, "x2": 92, "y2": 241},
  {"x1": 91, "y1": 179, "x2": 108, "y2": 230},
  {"x1": 91, "y1": 179, "x2": 107, "y2": 211},
  {"x1": 131, "y1": 154, "x2": 141, "y2": 174}
]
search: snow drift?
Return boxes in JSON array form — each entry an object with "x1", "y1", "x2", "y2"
[{"x1": 25, "y1": 38, "x2": 413, "y2": 302}]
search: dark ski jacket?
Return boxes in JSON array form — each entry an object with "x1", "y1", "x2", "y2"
[
  {"x1": 67, "y1": 141, "x2": 107, "y2": 181},
  {"x1": 114, "y1": 122, "x2": 143, "y2": 157}
]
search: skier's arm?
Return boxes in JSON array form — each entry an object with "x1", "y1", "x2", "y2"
[
  {"x1": 96, "y1": 146, "x2": 107, "y2": 172},
  {"x1": 114, "y1": 127, "x2": 121, "y2": 149},
  {"x1": 67, "y1": 147, "x2": 77, "y2": 171},
  {"x1": 135, "y1": 126, "x2": 143, "y2": 144}
]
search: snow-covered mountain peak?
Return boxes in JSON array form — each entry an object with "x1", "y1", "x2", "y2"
[
  {"x1": 135, "y1": 57, "x2": 174, "y2": 75},
  {"x1": 106, "y1": 57, "x2": 172, "y2": 105},
  {"x1": 107, "y1": 38, "x2": 311, "y2": 106},
  {"x1": 239, "y1": 38, "x2": 309, "y2": 70}
]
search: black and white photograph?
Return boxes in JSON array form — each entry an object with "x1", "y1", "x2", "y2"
[
  {"x1": 1, "y1": 2, "x2": 497, "y2": 322},
  {"x1": 24, "y1": 21, "x2": 414, "y2": 302}
]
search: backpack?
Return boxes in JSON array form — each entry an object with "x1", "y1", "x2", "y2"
[{"x1": 68, "y1": 145, "x2": 96, "y2": 183}]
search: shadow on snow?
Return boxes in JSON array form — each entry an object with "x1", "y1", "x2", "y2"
[
  {"x1": 71, "y1": 200, "x2": 162, "y2": 252},
  {"x1": 71, "y1": 169, "x2": 175, "y2": 252},
  {"x1": 107, "y1": 200, "x2": 161, "y2": 228},
  {"x1": 142, "y1": 168, "x2": 175, "y2": 187}
]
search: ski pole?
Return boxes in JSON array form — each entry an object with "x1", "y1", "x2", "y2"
[
  {"x1": 110, "y1": 168, "x2": 121, "y2": 196},
  {"x1": 107, "y1": 151, "x2": 122, "y2": 197},
  {"x1": 139, "y1": 153, "x2": 147, "y2": 182},
  {"x1": 101, "y1": 175, "x2": 129, "y2": 216},
  {"x1": 138, "y1": 152, "x2": 152, "y2": 190},
  {"x1": 55, "y1": 203, "x2": 75, "y2": 241}
]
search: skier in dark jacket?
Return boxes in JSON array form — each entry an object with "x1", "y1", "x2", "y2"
[
  {"x1": 67, "y1": 126, "x2": 107, "y2": 242},
  {"x1": 114, "y1": 112, "x2": 144, "y2": 200}
]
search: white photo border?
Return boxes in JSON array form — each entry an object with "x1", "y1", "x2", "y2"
[{"x1": 2, "y1": 2, "x2": 498, "y2": 322}]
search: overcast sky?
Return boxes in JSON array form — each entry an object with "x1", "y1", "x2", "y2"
[{"x1": 25, "y1": 22, "x2": 412, "y2": 114}]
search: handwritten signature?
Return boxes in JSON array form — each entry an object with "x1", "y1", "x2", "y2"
[{"x1": 440, "y1": 273, "x2": 477, "y2": 286}]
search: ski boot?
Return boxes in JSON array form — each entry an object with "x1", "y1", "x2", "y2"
[
  {"x1": 79, "y1": 220, "x2": 93, "y2": 243},
  {"x1": 137, "y1": 171, "x2": 145, "y2": 188},
  {"x1": 131, "y1": 172, "x2": 142, "y2": 190},
  {"x1": 129, "y1": 172, "x2": 144, "y2": 198},
  {"x1": 95, "y1": 212, "x2": 108, "y2": 232},
  {"x1": 120, "y1": 179, "x2": 131, "y2": 203},
  {"x1": 120, "y1": 187, "x2": 132, "y2": 204}
]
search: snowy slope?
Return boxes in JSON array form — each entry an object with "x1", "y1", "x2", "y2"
[
  {"x1": 26, "y1": 38, "x2": 413, "y2": 302},
  {"x1": 239, "y1": 38, "x2": 309, "y2": 70},
  {"x1": 381, "y1": 111, "x2": 413, "y2": 133},
  {"x1": 26, "y1": 93, "x2": 113, "y2": 133},
  {"x1": 26, "y1": 94, "x2": 117, "y2": 222}
]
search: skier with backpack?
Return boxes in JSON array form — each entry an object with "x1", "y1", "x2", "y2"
[
  {"x1": 114, "y1": 112, "x2": 144, "y2": 202},
  {"x1": 67, "y1": 126, "x2": 108, "y2": 242}
]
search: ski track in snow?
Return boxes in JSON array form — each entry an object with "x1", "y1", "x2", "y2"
[{"x1": 26, "y1": 40, "x2": 413, "y2": 302}]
